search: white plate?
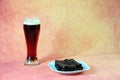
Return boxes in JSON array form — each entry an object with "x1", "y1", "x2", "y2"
[{"x1": 48, "y1": 60, "x2": 90, "y2": 74}]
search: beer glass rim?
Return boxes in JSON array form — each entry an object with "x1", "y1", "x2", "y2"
[{"x1": 23, "y1": 17, "x2": 40, "y2": 25}]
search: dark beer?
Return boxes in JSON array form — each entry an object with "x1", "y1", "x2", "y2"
[{"x1": 23, "y1": 18, "x2": 40, "y2": 65}]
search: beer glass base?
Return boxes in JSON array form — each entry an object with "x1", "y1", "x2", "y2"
[{"x1": 24, "y1": 59, "x2": 40, "y2": 65}]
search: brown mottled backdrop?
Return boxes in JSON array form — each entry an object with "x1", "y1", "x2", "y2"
[{"x1": 0, "y1": 0, "x2": 119, "y2": 61}]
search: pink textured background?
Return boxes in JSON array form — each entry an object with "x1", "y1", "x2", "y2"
[{"x1": 0, "y1": 0, "x2": 120, "y2": 80}]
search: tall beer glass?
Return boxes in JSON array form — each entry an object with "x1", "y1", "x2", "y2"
[{"x1": 23, "y1": 18, "x2": 40, "y2": 65}]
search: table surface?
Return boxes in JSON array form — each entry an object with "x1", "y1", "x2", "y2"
[{"x1": 0, "y1": 52, "x2": 120, "y2": 80}]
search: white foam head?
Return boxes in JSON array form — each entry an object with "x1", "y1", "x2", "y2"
[{"x1": 23, "y1": 18, "x2": 40, "y2": 25}]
